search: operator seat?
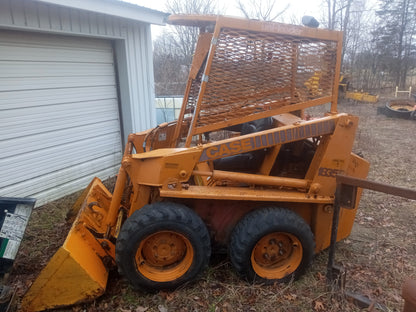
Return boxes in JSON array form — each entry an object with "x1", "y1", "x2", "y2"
[{"x1": 213, "y1": 118, "x2": 273, "y2": 172}]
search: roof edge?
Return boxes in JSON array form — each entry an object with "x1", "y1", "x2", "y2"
[{"x1": 33, "y1": 0, "x2": 169, "y2": 25}]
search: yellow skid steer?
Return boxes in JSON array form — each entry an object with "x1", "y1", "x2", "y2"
[{"x1": 21, "y1": 14, "x2": 369, "y2": 311}]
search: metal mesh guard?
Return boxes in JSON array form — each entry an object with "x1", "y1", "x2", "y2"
[{"x1": 191, "y1": 27, "x2": 338, "y2": 129}]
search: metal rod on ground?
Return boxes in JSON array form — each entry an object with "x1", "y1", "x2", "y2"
[
  {"x1": 336, "y1": 175, "x2": 416, "y2": 200},
  {"x1": 326, "y1": 185, "x2": 341, "y2": 284},
  {"x1": 327, "y1": 174, "x2": 416, "y2": 310},
  {"x1": 327, "y1": 174, "x2": 416, "y2": 282}
]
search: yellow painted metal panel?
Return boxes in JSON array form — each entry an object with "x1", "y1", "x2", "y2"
[{"x1": 160, "y1": 185, "x2": 333, "y2": 203}]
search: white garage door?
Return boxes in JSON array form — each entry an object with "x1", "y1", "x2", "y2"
[{"x1": 0, "y1": 31, "x2": 122, "y2": 206}]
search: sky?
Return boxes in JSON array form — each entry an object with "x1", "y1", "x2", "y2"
[
  {"x1": 126, "y1": 0, "x2": 323, "y2": 16},
  {"x1": 121, "y1": 0, "x2": 325, "y2": 38}
]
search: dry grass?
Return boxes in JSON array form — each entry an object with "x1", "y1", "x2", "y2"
[{"x1": 9, "y1": 98, "x2": 416, "y2": 312}]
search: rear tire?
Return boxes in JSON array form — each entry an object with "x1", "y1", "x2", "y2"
[
  {"x1": 115, "y1": 202, "x2": 211, "y2": 291},
  {"x1": 229, "y1": 208, "x2": 314, "y2": 284}
]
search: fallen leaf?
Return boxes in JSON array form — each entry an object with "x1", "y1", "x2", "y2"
[
  {"x1": 283, "y1": 293, "x2": 297, "y2": 301},
  {"x1": 314, "y1": 300, "x2": 325, "y2": 311},
  {"x1": 316, "y1": 272, "x2": 326, "y2": 281},
  {"x1": 222, "y1": 302, "x2": 232, "y2": 312},
  {"x1": 160, "y1": 291, "x2": 175, "y2": 302},
  {"x1": 158, "y1": 305, "x2": 168, "y2": 312}
]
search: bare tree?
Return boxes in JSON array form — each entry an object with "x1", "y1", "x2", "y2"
[
  {"x1": 320, "y1": 0, "x2": 353, "y2": 31},
  {"x1": 341, "y1": 1, "x2": 378, "y2": 89},
  {"x1": 373, "y1": 0, "x2": 416, "y2": 88},
  {"x1": 153, "y1": 0, "x2": 221, "y2": 96},
  {"x1": 153, "y1": 31, "x2": 188, "y2": 95},
  {"x1": 165, "y1": 0, "x2": 221, "y2": 63},
  {"x1": 236, "y1": 0, "x2": 289, "y2": 21},
  {"x1": 319, "y1": 0, "x2": 382, "y2": 91}
]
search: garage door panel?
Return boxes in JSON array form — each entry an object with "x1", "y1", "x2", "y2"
[
  {"x1": 0, "y1": 44, "x2": 114, "y2": 63},
  {"x1": 0, "y1": 132, "x2": 122, "y2": 188},
  {"x1": 32, "y1": 167, "x2": 120, "y2": 207},
  {"x1": 2, "y1": 156, "x2": 120, "y2": 202},
  {"x1": 0, "y1": 31, "x2": 112, "y2": 51},
  {"x1": 0, "y1": 75, "x2": 116, "y2": 91},
  {"x1": 0, "y1": 86, "x2": 117, "y2": 109},
  {"x1": 1, "y1": 98, "x2": 118, "y2": 122},
  {"x1": 1, "y1": 116, "x2": 119, "y2": 141},
  {"x1": 0, "y1": 61, "x2": 115, "y2": 77},
  {"x1": 0, "y1": 31, "x2": 122, "y2": 205},
  {"x1": 1, "y1": 100, "x2": 119, "y2": 139},
  {"x1": 0, "y1": 119, "x2": 120, "y2": 159}
]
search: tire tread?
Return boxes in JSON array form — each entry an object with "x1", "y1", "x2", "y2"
[
  {"x1": 229, "y1": 207, "x2": 315, "y2": 283},
  {"x1": 116, "y1": 202, "x2": 211, "y2": 291}
]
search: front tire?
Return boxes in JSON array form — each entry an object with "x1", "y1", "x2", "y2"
[
  {"x1": 229, "y1": 208, "x2": 315, "y2": 284},
  {"x1": 115, "y1": 202, "x2": 211, "y2": 291}
]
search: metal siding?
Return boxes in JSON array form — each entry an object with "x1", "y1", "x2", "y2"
[
  {"x1": 59, "y1": 6, "x2": 71, "y2": 31},
  {"x1": 0, "y1": 0, "x2": 158, "y2": 204},
  {"x1": 137, "y1": 26, "x2": 149, "y2": 128},
  {"x1": 10, "y1": 0, "x2": 27, "y2": 26},
  {"x1": 0, "y1": 0, "x2": 156, "y2": 133},
  {"x1": 114, "y1": 37, "x2": 133, "y2": 137},
  {"x1": 0, "y1": 30, "x2": 122, "y2": 206},
  {"x1": 0, "y1": 0, "x2": 128, "y2": 39},
  {"x1": 125, "y1": 24, "x2": 138, "y2": 129},
  {"x1": 144, "y1": 25, "x2": 157, "y2": 128},
  {"x1": 122, "y1": 21, "x2": 156, "y2": 132},
  {"x1": 24, "y1": 1, "x2": 40, "y2": 28},
  {"x1": 0, "y1": 1, "x2": 13, "y2": 25},
  {"x1": 34, "y1": 0, "x2": 168, "y2": 25}
]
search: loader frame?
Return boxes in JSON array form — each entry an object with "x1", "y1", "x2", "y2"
[{"x1": 22, "y1": 14, "x2": 370, "y2": 312}]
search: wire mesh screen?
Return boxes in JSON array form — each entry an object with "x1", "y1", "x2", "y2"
[{"x1": 189, "y1": 27, "x2": 338, "y2": 132}]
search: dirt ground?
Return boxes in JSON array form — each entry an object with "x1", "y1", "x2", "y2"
[{"x1": 8, "y1": 98, "x2": 416, "y2": 312}]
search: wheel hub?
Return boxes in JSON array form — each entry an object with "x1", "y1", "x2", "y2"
[
  {"x1": 251, "y1": 232, "x2": 303, "y2": 279},
  {"x1": 255, "y1": 234, "x2": 295, "y2": 266},
  {"x1": 134, "y1": 230, "x2": 195, "y2": 282},
  {"x1": 142, "y1": 232, "x2": 187, "y2": 267}
]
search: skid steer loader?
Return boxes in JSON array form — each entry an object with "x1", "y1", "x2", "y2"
[{"x1": 21, "y1": 14, "x2": 369, "y2": 311}]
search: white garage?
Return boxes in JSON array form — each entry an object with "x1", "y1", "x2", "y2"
[{"x1": 0, "y1": 0, "x2": 168, "y2": 206}]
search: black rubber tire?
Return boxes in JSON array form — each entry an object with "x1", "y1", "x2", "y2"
[
  {"x1": 229, "y1": 208, "x2": 315, "y2": 284},
  {"x1": 385, "y1": 103, "x2": 412, "y2": 119},
  {"x1": 115, "y1": 202, "x2": 211, "y2": 291}
]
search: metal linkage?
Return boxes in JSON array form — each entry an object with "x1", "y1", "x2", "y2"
[{"x1": 327, "y1": 175, "x2": 416, "y2": 309}]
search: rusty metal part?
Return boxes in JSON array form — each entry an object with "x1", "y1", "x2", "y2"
[
  {"x1": 336, "y1": 174, "x2": 416, "y2": 200},
  {"x1": 193, "y1": 170, "x2": 309, "y2": 189},
  {"x1": 160, "y1": 185, "x2": 334, "y2": 203},
  {"x1": 402, "y1": 279, "x2": 416, "y2": 312},
  {"x1": 388, "y1": 100, "x2": 416, "y2": 112},
  {"x1": 345, "y1": 291, "x2": 387, "y2": 311},
  {"x1": 135, "y1": 231, "x2": 194, "y2": 282},
  {"x1": 166, "y1": 15, "x2": 343, "y2": 147},
  {"x1": 251, "y1": 232, "x2": 303, "y2": 279},
  {"x1": 327, "y1": 175, "x2": 416, "y2": 310},
  {"x1": 327, "y1": 184, "x2": 343, "y2": 283},
  {"x1": 327, "y1": 175, "x2": 416, "y2": 278}
]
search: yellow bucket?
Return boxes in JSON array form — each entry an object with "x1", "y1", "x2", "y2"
[{"x1": 21, "y1": 178, "x2": 116, "y2": 311}]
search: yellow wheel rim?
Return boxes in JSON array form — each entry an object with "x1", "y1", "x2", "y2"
[
  {"x1": 135, "y1": 231, "x2": 194, "y2": 282},
  {"x1": 251, "y1": 232, "x2": 303, "y2": 279}
]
